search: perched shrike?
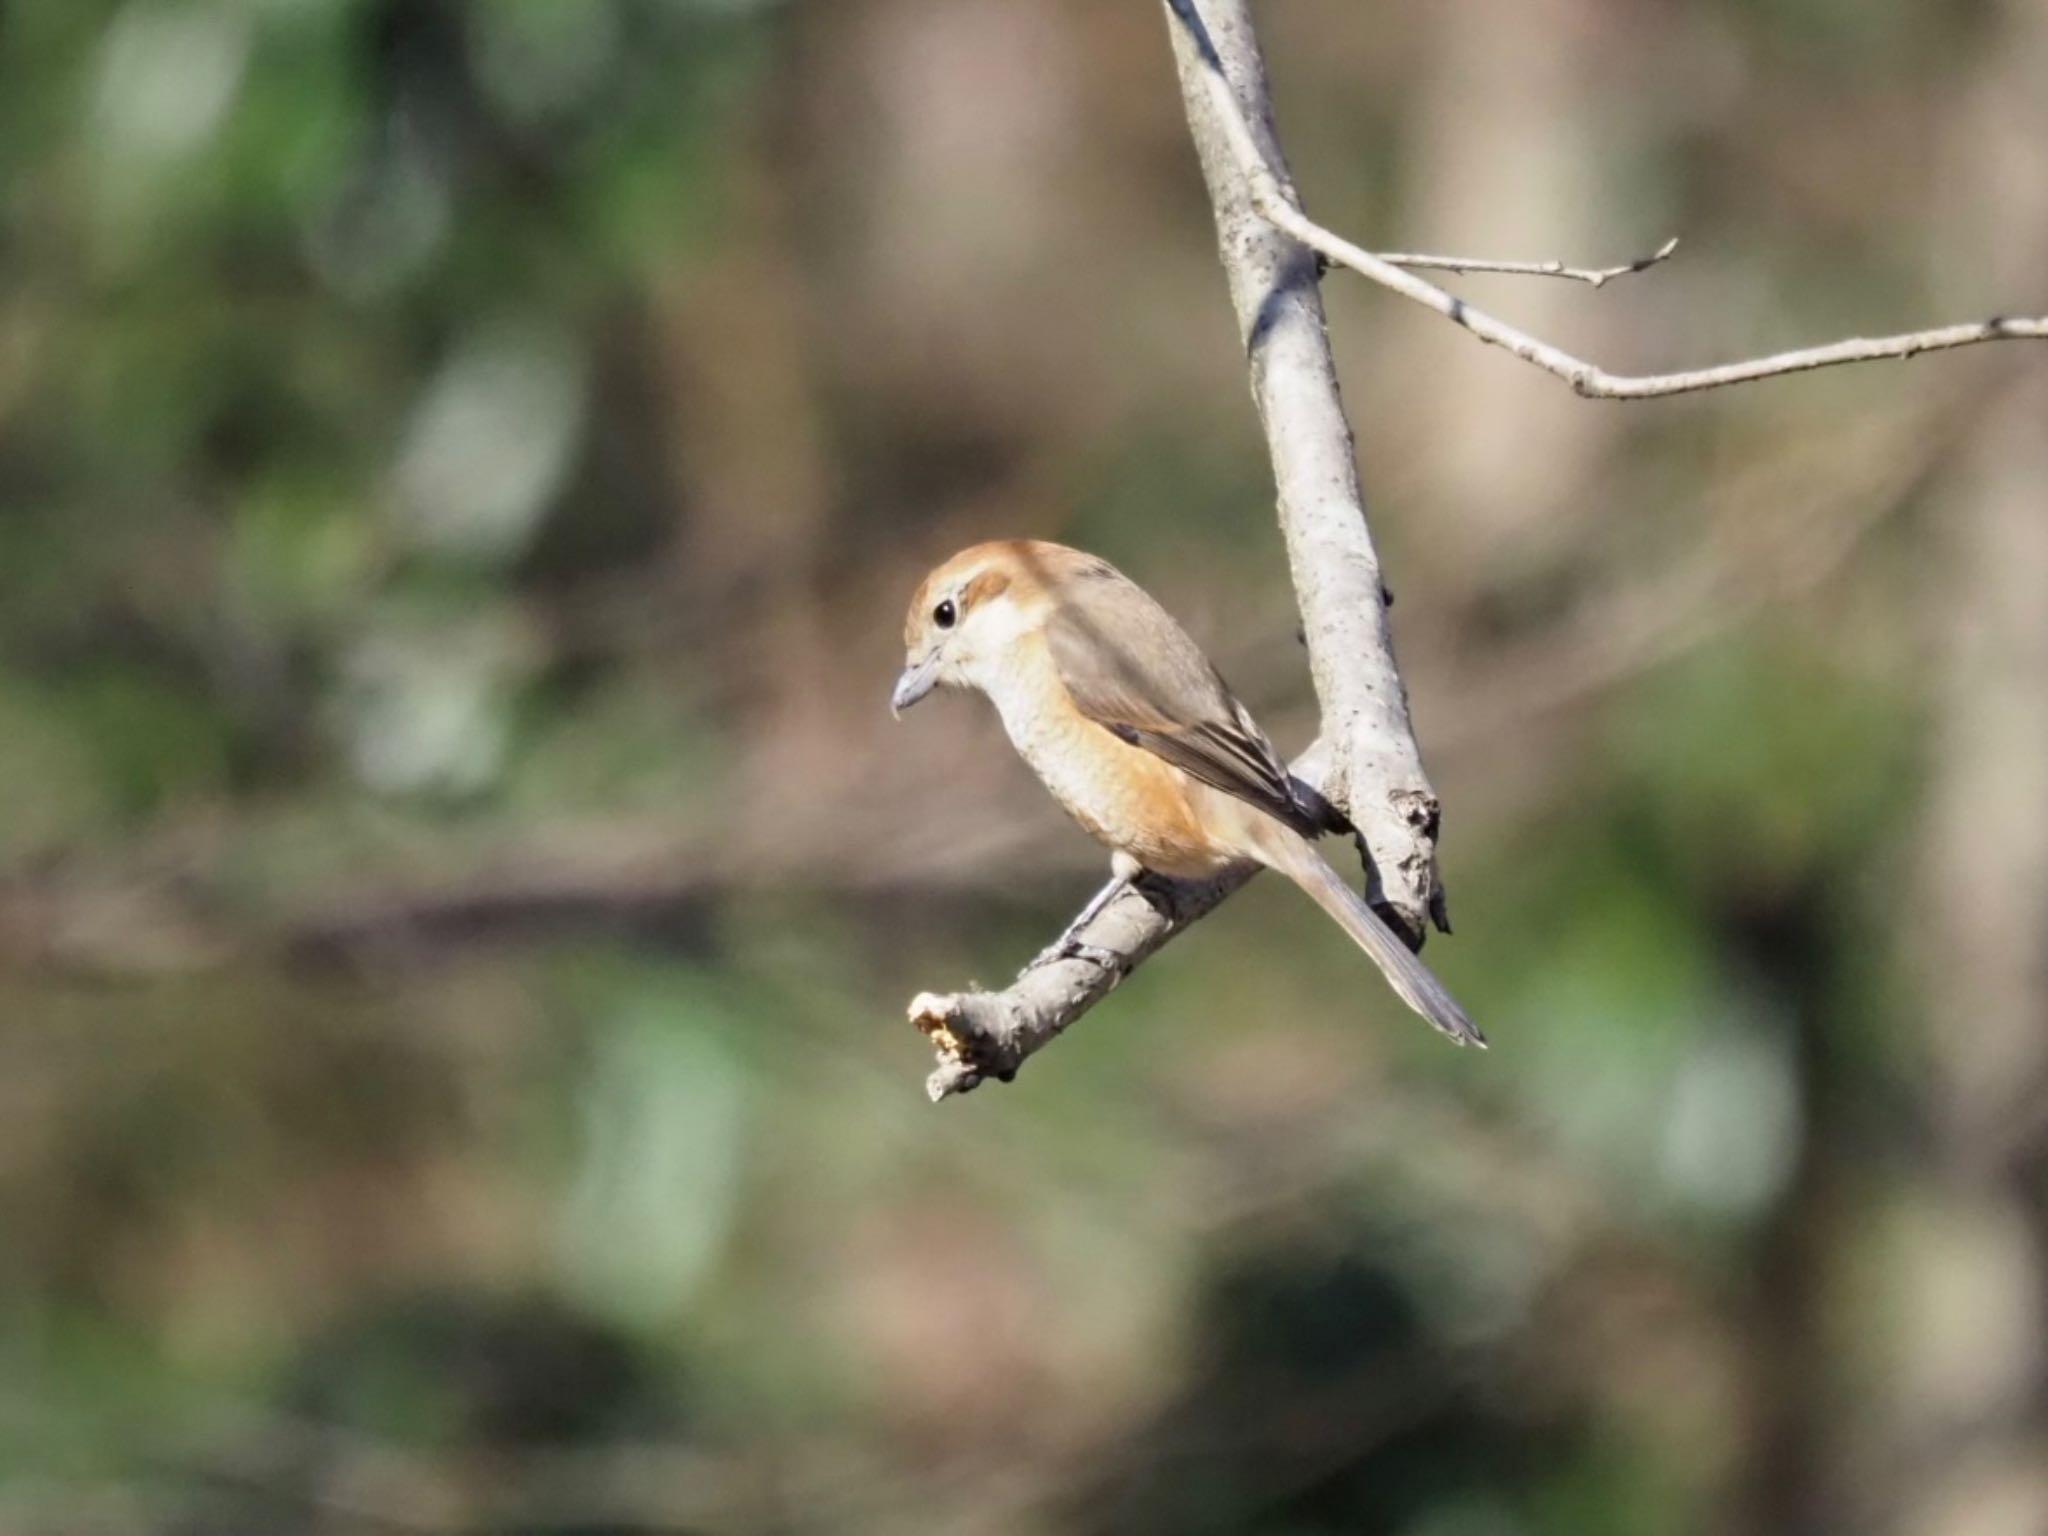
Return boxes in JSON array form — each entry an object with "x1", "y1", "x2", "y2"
[{"x1": 893, "y1": 540, "x2": 1482, "y2": 1047}]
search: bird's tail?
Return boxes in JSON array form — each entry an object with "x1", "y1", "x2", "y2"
[{"x1": 1270, "y1": 836, "x2": 1487, "y2": 1048}]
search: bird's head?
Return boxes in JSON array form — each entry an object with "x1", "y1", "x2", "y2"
[{"x1": 892, "y1": 540, "x2": 1086, "y2": 716}]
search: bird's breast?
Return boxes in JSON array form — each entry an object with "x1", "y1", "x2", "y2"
[{"x1": 985, "y1": 649, "x2": 1237, "y2": 879}]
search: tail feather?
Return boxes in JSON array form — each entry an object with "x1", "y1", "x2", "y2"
[{"x1": 1279, "y1": 842, "x2": 1487, "y2": 1048}]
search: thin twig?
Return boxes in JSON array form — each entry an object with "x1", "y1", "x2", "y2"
[
  {"x1": 1377, "y1": 235, "x2": 1680, "y2": 287},
  {"x1": 1165, "y1": 0, "x2": 2048, "y2": 399}
]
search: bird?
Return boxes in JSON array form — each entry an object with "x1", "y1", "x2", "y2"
[{"x1": 891, "y1": 539, "x2": 1484, "y2": 1047}]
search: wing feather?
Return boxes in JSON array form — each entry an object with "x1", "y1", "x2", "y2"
[{"x1": 1042, "y1": 564, "x2": 1320, "y2": 835}]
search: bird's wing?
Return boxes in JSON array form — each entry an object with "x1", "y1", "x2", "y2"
[{"x1": 1043, "y1": 565, "x2": 1317, "y2": 835}]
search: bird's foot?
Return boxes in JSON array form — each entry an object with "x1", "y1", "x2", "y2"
[
  {"x1": 1026, "y1": 937, "x2": 1125, "y2": 975},
  {"x1": 1023, "y1": 875, "x2": 1134, "y2": 974}
]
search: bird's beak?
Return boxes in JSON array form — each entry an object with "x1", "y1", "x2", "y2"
[{"x1": 891, "y1": 655, "x2": 940, "y2": 718}]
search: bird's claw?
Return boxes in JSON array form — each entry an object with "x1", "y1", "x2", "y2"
[{"x1": 1026, "y1": 938, "x2": 1125, "y2": 975}]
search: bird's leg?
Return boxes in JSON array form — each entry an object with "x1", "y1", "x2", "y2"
[
  {"x1": 1026, "y1": 865, "x2": 1136, "y2": 974},
  {"x1": 1027, "y1": 877, "x2": 1127, "y2": 972}
]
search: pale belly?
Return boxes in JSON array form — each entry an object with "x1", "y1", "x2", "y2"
[{"x1": 996, "y1": 692, "x2": 1240, "y2": 879}]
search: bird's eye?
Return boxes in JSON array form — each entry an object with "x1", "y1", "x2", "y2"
[{"x1": 932, "y1": 598, "x2": 957, "y2": 630}]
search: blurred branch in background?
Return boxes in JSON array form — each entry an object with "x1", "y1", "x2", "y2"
[
  {"x1": 1894, "y1": 7, "x2": 2048, "y2": 1530},
  {"x1": 1426, "y1": 391, "x2": 1977, "y2": 755}
]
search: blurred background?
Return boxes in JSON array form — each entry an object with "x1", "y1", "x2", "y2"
[{"x1": 2, "y1": 0, "x2": 2046, "y2": 1531}]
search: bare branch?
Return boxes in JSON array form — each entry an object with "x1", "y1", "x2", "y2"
[
  {"x1": 1160, "y1": 0, "x2": 1448, "y2": 941},
  {"x1": 1377, "y1": 235, "x2": 1680, "y2": 288},
  {"x1": 1165, "y1": 0, "x2": 2048, "y2": 399},
  {"x1": 911, "y1": 868, "x2": 1249, "y2": 1102}
]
